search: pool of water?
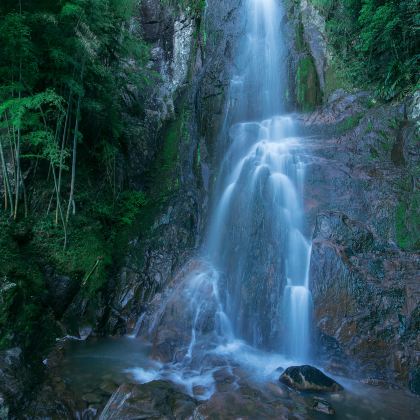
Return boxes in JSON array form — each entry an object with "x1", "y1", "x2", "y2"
[
  {"x1": 58, "y1": 337, "x2": 155, "y2": 392},
  {"x1": 57, "y1": 337, "x2": 420, "y2": 419}
]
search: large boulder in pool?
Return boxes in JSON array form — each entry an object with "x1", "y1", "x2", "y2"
[{"x1": 280, "y1": 365, "x2": 343, "y2": 392}]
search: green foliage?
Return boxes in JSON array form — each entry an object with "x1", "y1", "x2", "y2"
[
  {"x1": 0, "y1": 217, "x2": 59, "y2": 353},
  {"x1": 335, "y1": 113, "x2": 363, "y2": 134},
  {"x1": 396, "y1": 192, "x2": 420, "y2": 251},
  {"x1": 92, "y1": 191, "x2": 148, "y2": 226},
  {"x1": 295, "y1": 19, "x2": 306, "y2": 52},
  {"x1": 321, "y1": 0, "x2": 419, "y2": 99},
  {"x1": 161, "y1": 0, "x2": 206, "y2": 15},
  {"x1": 118, "y1": 191, "x2": 148, "y2": 225},
  {"x1": 0, "y1": 0, "x2": 151, "y2": 200},
  {"x1": 0, "y1": 0, "x2": 154, "y2": 358}
]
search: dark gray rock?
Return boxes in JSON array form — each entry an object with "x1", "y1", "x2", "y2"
[
  {"x1": 312, "y1": 397, "x2": 335, "y2": 415},
  {"x1": 294, "y1": 87, "x2": 420, "y2": 392},
  {"x1": 313, "y1": 211, "x2": 375, "y2": 255},
  {"x1": 0, "y1": 348, "x2": 25, "y2": 416},
  {"x1": 99, "y1": 381, "x2": 197, "y2": 419},
  {"x1": 100, "y1": 0, "x2": 248, "y2": 341},
  {"x1": 44, "y1": 266, "x2": 78, "y2": 316},
  {"x1": 194, "y1": 383, "x2": 297, "y2": 419},
  {"x1": 280, "y1": 365, "x2": 343, "y2": 392},
  {"x1": 409, "y1": 368, "x2": 420, "y2": 395}
]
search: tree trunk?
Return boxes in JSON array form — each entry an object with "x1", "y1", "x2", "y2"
[
  {"x1": 0, "y1": 137, "x2": 14, "y2": 216},
  {"x1": 56, "y1": 92, "x2": 72, "y2": 224},
  {"x1": 66, "y1": 95, "x2": 81, "y2": 223}
]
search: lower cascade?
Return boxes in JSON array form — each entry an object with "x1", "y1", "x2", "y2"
[{"x1": 132, "y1": 0, "x2": 314, "y2": 395}]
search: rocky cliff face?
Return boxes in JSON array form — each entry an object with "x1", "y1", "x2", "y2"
[
  {"x1": 81, "y1": 0, "x2": 420, "y2": 394},
  {"x1": 300, "y1": 91, "x2": 420, "y2": 393},
  {"x1": 98, "y1": 0, "x2": 245, "y2": 338},
  {"x1": 59, "y1": 0, "x2": 247, "y2": 340},
  {"x1": 285, "y1": 0, "x2": 420, "y2": 391}
]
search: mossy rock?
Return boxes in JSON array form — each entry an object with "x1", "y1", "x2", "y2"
[
  {"x1": 295, "y1": 56, "x2": 322, "y2": 112},
  {"x1": 395, "y1": 191, "x2": 420, "y2": 251}
]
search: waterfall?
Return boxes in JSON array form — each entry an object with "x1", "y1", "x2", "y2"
[
  {"x1": 203, "y1": 0, "x2": 313, "y2": 359},
  {"x1": 134, "y1": 0, "x2": 313, "y2": 393}
]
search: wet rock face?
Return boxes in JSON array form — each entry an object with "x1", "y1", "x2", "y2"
[
  {"x1": 103, "y1": 0, "x2": 248, "y2": 338},
  {"x1": 409, "y1": 368, "x2": 420, "y2": 395},
  {"x1": 122, "y1": 0, "x2": 196, "y2": 188},
  {"x1": 298, "y1": 0, "x2": 328, "y2": 92},
  {"x1": 44, "y1": 267, "x2": 79, "y2": 317},
  {"x1": 197, "y1": 0, "x2": 244, "y2": 153},
  {"x1": 0, "y1": 348, "x2": 24, "y2": 417},
  {"x1": 280, "y1": 365, "x2": 343, "y2": 392},
  {"x1": 301, "y1": 92, "x2": 420, "y2": 391}
]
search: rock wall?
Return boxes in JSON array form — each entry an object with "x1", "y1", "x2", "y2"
[
  {"x1": 299, "y1": 92, "x2": 420, "y2": 392},
  {"x1": 285, "y1": 0, "x2": 419, "y2": 393},
  {"x1": 285, "y1": 0, "x2": 323, "y2": 111},
  {"x1": 74, "y1": 0, "x2": 246, "y2": 338}
]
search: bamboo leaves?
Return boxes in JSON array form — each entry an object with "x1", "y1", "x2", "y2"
[{"x1": 0, "y1": 0, "x2": 151, "y2": 245}]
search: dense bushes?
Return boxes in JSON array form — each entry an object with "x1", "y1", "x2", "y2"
[
  {"x1": 0, "y1": 0, "x2": 152, "y2": 355},
  {"x1": 314, "y1": 0, "x2": 419, "y2": 99}
]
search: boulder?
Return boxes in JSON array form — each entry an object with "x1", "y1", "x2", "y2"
[
  {"x1": 0, "y1": 348, "x2": 25, "y2": 414},
  {"x1": 99, "y1": 380, "x2": 197, "y2": 419},
  {"x1": 44, "y1": 266, "x2": 78, "y2": 316},
  {"x1": 409, "y1": 368, "x2": 420, "y2": 395},
  {"x1": 280, "y1": 365, "x2": 343, "y2": 392}
]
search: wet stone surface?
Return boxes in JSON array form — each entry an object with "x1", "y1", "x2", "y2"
[{"x1": 280, "y1": 365, "x2": 344, "y2": 392}]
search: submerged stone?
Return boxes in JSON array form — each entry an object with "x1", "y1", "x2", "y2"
[
  {"x1": 409, "y1": 368, "x2": 420, "y2": 395},
  {"x1": 312, "y1": 397, "x2": 335, "y2": 415},
  {"x1": 100, "y1": 381, "x2": 197, "y2": 419},
  {"x1": 280, "y1": 365, "x2": 343, "y2": 392}
]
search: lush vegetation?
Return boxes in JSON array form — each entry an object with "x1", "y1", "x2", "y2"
[
  {"x1": 0, "y1": 0, "x2": 205, "y2": 361},
  {"x1": 312, "y1": 0, "x2": 419, "y2": 99},
  {"x1": 0, "y1": 0, "x2": 154, "y2": 356}
]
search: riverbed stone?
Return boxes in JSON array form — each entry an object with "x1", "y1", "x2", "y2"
[
  {"x1": 409, "y1": 368, "x2": 420, "y2": 395},
  {"x1": 280, "y1": 365, "x2": 343, "y2": 392},
  {"x1": 312, "y1": 397, "x2": 335, "y2": 415},
  {"x1": 99, "y1": 381, "x2": 197, "y2": 419}
]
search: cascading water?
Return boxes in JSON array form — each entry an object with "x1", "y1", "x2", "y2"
[
  {"x1": 204, "y1": 0, "x2": 313, "y2": 359},
  {"x1": 133, "y1": 0, "x2": 313, "y2": 394}
]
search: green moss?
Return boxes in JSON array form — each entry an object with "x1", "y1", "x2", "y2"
[
  {"x1": 378, "y1": 130, "x2": 393, "y2": 151},
  {"x1": 396, "y1": 192, "x2": 420, "y2": 251},
  {"x1": 295, "y1": 19, "x2": 306, "y2": 52},
  {"x1": 324, "y1": 58, "x2": 354, "y2": 98},
  {"x1": 161, "y1": 0, "x2": 206, "y2": 15},
  {"x1": 369, "y1": 147, "x2": 379, "y2": 159},
  {"x1": 135, "y1": 104, "x2": 189, "y2": 235},
  {"x1": 296, "y1": 56, "x2": 322, "y2": 112},
  {"x1": 335, "y1": 113, "x2": 363, "y2": 134},
  {"x1": 365, "y1": 121, "x2": 374, "y2": 134}
]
